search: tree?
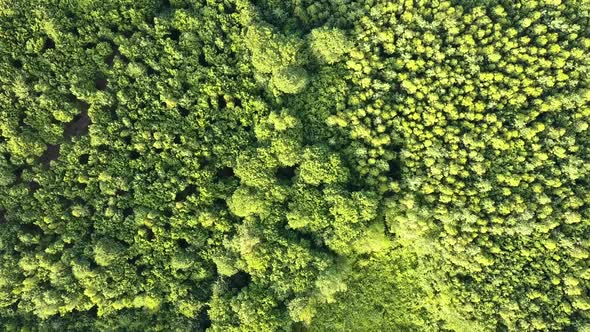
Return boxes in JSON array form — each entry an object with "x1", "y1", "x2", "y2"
[{"x1": 308, "y1": 27, "x2": 352, "y2": 64}]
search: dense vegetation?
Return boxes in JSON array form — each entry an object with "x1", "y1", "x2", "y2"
[{"x1": 0, "y1": 0, "x2": 589, "y2": 330}]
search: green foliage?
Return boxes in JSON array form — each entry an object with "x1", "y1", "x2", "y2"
[
  {"x1": 0, "y1": 0, "x2": 589, "y2": 331},
  {"x1": 270, "y1": 66, "x2": 309, "y2": 94},
  {"x1": 298, "y1": 146, "x2": 348, "y2": 186},
  {"x1": 245, "y1": 22, "x2": 309, "y2": 95},
  {"x1": 309, "y1": 251, "x2": 440, "y2": 332},
  {"x1": 93, "y1": 238, "x2": 124, "y2": 267},
  {"x1": 309, "y1": 27, "x2": 351, "y2": 64}
]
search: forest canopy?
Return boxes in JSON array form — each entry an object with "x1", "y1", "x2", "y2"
[{"x1": 0, "y1": 0, "x2": 589, "y2": 331}]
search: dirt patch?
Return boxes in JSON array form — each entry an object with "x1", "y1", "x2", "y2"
[
  {"x1": 178, "y1": 106, "x2": 190, "y2": 117},
  {"x1": 105, "y1": 42, "x2": 129, "y2": 66},
  {"x1": 13, "y1": 168, "x2": 24, "y2": 185},
  {"x1": 169, "y1": 28, "x2": 181, "y2": 41},
  {"x1": 106, "y1": 48, "x2": 119, "y2": 66},
  {"x1": 175, "y1": 184, "x2": 198, "y2": 202},
  {"x1": 217, "y1": 94, "x2": 227, "y2": 109},
  {"x1": 43, "y1": 37, "x2": 55, "y2": 51},
  {"x1": 227, "y1": 271, "x2": 251, "y2": 291},
  {"x1": 36, "y1": 100, "x2": 91, "y2": 168},
  {"x1": 40, "y1": 144, "x2": 60, "y2": 165},
  {"x1": 64, "y1": 110, "x2": 91, "y2": 139},
  {"x1": 28, "y1": 181, "x2": 41, "y2": 193},
  {"x1": 217, "y1": 166, "x2": 234, "y2": 178},
  {"x1": 198, "y1": 52, "x2": 211, "y2": 67},
  {"x1": 387, "y1": 159, "x2": 402, "y2": 181},
  {"x1": 78, "y1": 154, "x2": 89, "y2": 164},
  {"x1": 95, "y1": 78, "x2": 108, "y2": 91},
  {"x1": 276, "y1": 166, "x2": 296, "y2": 181}
]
